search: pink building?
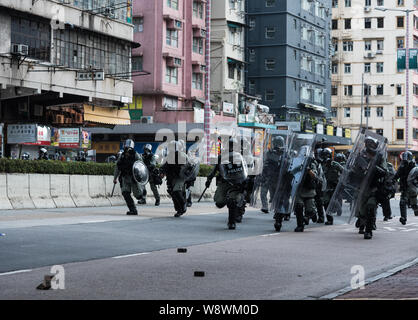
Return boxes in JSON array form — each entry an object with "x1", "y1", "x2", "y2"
[{"x1": 131, "y1": 0, "x2": 207, "y2": 123}]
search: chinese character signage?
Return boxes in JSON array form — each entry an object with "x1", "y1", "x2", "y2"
[
  {"x1": 24, "y1": 126, "x2": 51, "y2": 146},
  {"x1": 59, "y1": 128, "x2": 80, "y2": 148},
  {"x1": 7, "y1": 124, "x2": 37, "y2": 144},
  {"x1": 81, "y1": 130, "x2": 91, "y2": 149}
]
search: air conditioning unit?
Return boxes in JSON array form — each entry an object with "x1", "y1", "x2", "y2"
[
  {"x1": 364, "y1": 6, "x2": 371, "y2": 12},
  {"x1": 166, "y1": 57, "x2": 182, "y2": 67},
  {"x1": 200, "y1": 29, "x2": 206, "y2": 37},
  {"x1": 175, "y1": 20, "x2": 182, "y2": 29},
  {"x1": 376, "y1": 50, "x2": 383, "y2": 55},
  {"x1": 93, "y1": 71, "x2": 104, "y2": 80},
  {"x1": 11, "y1": 44, "x2": 29, "y2": 56},
  {"x1": 140, "y1": 116, "x2": 153, "y2": 124},
  {"x1": 364, "y1": 52, "x2": 375, "y2": 58}
]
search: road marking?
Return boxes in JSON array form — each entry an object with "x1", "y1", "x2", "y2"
[
  {"x1": 112, "y1": 252, "x2": 151, "y2": 259},
  {"x1": 261, "y1": 233, "x2": 280, "y2": 237},
  {"x1": 319, "y1": 257, "x2": 418, "y2": 300},
  {"x1": 0, "y1": 269, "x2": 32, "y2": 276}
]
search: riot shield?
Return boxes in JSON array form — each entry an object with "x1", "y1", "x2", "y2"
[
  {"x1": 132, "y1": 160, "x2": 149, "y2": 186},
  {"x1": 325, "y1": 129, "x2": 388, "y2": 223},
  {"x1": 407, "y1": 166, "x2": 418, "y2": 194},
  {"x1": 271, "y1": 133, "x2": 316, "y2": 215},
  {"x1": 155, "y1": 142, "x2": 169, "y2": 166},
  {"x1": 250, "y1": 130, "x2": 292, "y2": 209},
  {"x1": 219, "y1": 152, "x2": 248, "y2": 185}
]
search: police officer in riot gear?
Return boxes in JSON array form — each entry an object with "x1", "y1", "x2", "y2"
[
  {"x1": 321, "y1": 148, "x2": 344, "y2": 225},
  {"x1": 378, "y1": 160, "x2": 396, "y2": 221},
  {"x1": 160, "y1": 140, "x2": 188, "y2": 217},
  {"x1": 395, "y1": 151, "x2": 418, "y2": 225},
  {"x1": 113, "y1": 139, "x2": 146, "y2": 215},
  {"x1": 142, "y1": 144, "x2": 161, "y2": 206},
  {"x1": 334, "y1": 153, "x2": 346, "y2": 166},
  {"x1": 260, "y1": 136, "x2": 285, "y2": 214},
  {"x1": 356, "y1": 137, "x2": 388, "y2": 239},
  {"x1": 206, "y1": 136, "x2": 248, "y2": 230},
  {"x1": 313, "y1": 147, "x2": 326, "y2": 224},
  {"x1": 38, "y1": 148, "x2": 49, "y2": 160}
]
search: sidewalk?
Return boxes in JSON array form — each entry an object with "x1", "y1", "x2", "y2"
[{"x1": 337, "y1": 263, "x2": 418, "y2": 299}]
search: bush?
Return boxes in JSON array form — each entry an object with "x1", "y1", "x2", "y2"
[{"x1": 0, "y1": 158, "x2": 214, "y2": 177}]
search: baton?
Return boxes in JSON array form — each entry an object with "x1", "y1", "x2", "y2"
[
  {"x1": 111, "y1": 183, "x2": 116, "y2": 197},
  {"x1": 198, "y1": 186, "x2": 208, "y2": 203}
]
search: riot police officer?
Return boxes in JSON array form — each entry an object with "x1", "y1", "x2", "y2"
[
  {"x1": 395, "y1": 151, "x2": 418, "y2": 225},
  {"x1": 113, "y1": 139, "x2": 147, "y2": 215},
  {"x1": 142, "y1": 144, "x2": 161, "y2": 206},
  {"x1": 260, "y1": 136, "x2": 285, "y2": 214},
  {"x1": 334, "y1": 153, "x2": 346, "y2": 166},
  {"x1": 377, "y1": 161, "x2": 396, "y2": 221},
  {"x1": 160, "y1": 140, "x2": 188, "y2": 217},
  {"x1": 294, "y1": 147, "x2": 319, "y2": 232},
  {"x1": 312, "y1": 147, "x2": 326, "y2": 224},
  {"x1": 321, "y1": 148, "x2": 344, "y2": 225},
  {"x1": 205, "y1": 136, "x2": 247, "y2": 230},
  {"x1": 38, "y1": 148, "x2": 49, "y2": 160},
  {"x1": 357, "y1": 137, "x2": 388, "y2": 239}
]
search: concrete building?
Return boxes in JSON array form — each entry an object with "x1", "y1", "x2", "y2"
[
  {"x1": 246, "y1": 0, "x2": 336, "y2": 136},
  {"x1": 331, "y1": 0, "x2": 418, "y2": 163},
  {"x1": 130, "y1": 0, "x2": 208, "y2": 124},
  {"x1": 210, "y1": 0, "x2": 246, "y2": 122},
  {"x1": 0, "y1": 0, "x2": 135, "y2": 158}
]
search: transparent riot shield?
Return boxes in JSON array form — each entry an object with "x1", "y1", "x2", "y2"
[
  {"x1": 250, "y1": 130, "x2": 292, "y2": 209},
  {"x1": 325, "y1": 129, "x2": 388, "y2": 223},
  {"x1": 219, "y1": 152, "x2": 248, "y2": 185},
  {"x1": 271, "y1": 133, "x2": 316, "y2": 215},
  {"x1": 133, "y1": 160, "x2": 149, "y2": 186},
  {"x1": 155, "y1": 142, "x2": 169, "y2": 166}
]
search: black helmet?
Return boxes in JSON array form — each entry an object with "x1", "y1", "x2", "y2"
[
  {"x1": 272, "y1": 136, "x2": 285, "y2": 151},
  {"x1": 315, "y1": 148, "x2": 324, "y2": 162},
  {"x1": 144, "y1": 144, "x2": 152, "y2": 154},
  {"x1": 124, "y1": 139, "x2": 135, "y2": 151},
  {"x1": 401, "y1": 151, "x2": 413, "y2": 162},
  {"x1": 335, "y1": 153, "x2": 346, "y2": 163},
  {"x1": 364, "y1": 137, "x2": 379, "y2": 155},
  {"x1": 321, "y1": 148, "x2": 333, "y2": 161}
]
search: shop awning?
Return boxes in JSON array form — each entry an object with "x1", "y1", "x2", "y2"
[
  {"x1": 227, "y1": 57, "x2": 248, "y2": 65},
  {"x1": 83, "y1": 105, "x2": 131, "y2": 125},
  {"x1": 303, "y1": 103, "x2": 328, "y2": 113}
]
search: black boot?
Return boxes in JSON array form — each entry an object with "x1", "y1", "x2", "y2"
[
  {"x1": 155, "y1": 198, "x2": 160, "y2": 206},
  {"x1": 400, "y1": 203, "x2": 407, "y2": 225},
  {"x1": 123, "y1": 192, "x2": 138, "y2": 215},
  {"x1": 294, "y1": 205, "x2": 304, "y2": 232},
  {"x1": 274, "y1": 213, "x2": 283, "y2": 232},
  {"x1": 284, "y1": 214, "x2": 290, "y2": 221},
  {"x1": 173, "y1": 191, "x2": 187, "y2": 217},
  {"x1": 325, "y1": 214, "x2": 333, "y2": 225},
  {"x1": 228, "y1": 207, "x2": 236, "y2": 230}
]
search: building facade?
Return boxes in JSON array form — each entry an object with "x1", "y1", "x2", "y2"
[
  {"x1": 0, "y1": 0, "x2": 134, "y2": 159},
  {"x1": 131, "y1": 0, "x2": 207, "y2": 124},
  {"x1": 331, "y1": 0, "x2": 418, "y2": 162},
  {"x1": 246, "y1": 0, "x2": 333, "y2": 133}
]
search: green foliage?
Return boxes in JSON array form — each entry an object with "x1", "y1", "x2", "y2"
[{"x1": 0, "y1": 158, "x2": 214, "y2": 177}]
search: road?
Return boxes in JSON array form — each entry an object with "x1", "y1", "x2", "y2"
[{"x1": 0, "y1": 199, "x2": 417, "y2": 300}]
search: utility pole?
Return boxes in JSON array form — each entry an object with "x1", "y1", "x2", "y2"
[{"x1": 204, "y1": 0, "x2": 212, "y2": 164}]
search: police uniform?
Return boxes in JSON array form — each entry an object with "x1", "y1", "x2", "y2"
[
  {"x1": 322, "y1": 152, "x2": 344, "y2": 225},
  {"x1": 142, "y1": 144, "x2": 161, "y2": 206},
  {"x1": 377, "y1": 162, "x2": 396, "y2": 221}
]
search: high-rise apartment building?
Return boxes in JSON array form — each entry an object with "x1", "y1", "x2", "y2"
[{"x1": 331, "y1": 0, "x2": 418, "y2": 162}]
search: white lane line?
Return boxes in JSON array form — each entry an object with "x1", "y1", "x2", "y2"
[
  {"x1": 319, "y1": 257, "x2": 418, "y2": 300},
  {"x1": 112, "y1": 252, "x2": 151, "y2": 259},
  {"x1": 0, "y1": 269, "x2": 32, "y2": 276}
]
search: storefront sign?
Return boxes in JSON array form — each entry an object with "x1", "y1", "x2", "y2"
[
  {"x1": 51, "y1": 128, "x2": 60, "y2": 147},
  {"x1": 316, "y1": 123, "x2": 324, "y2": 135},
  {"x1": 59, "y1": 128, "x2": 80, "y2": 148},
  {"x1": 81, "y1": 130, "x2": 91, "y2": 149},
  {"x1": 336, "y1": 127, "x2": 343, "y2": 137},
  {"x1": 326, "y1": 125, "x2": 334, "y2": 136},
  {"x1": 24, "y1": 126, "x2": 51, "y2": 146},
  {"x1": 223, "y1": 102, "x2": 234, "y2": 114},
  {"x1": 345, "y1": 129, "x2": 351, "y2": 139},
  {"x1": 92, "y1": 141, "x2": 120, "y2": 154},
  {"x1": 7, "y1": 124, "x2": 37, "y2": 144}
]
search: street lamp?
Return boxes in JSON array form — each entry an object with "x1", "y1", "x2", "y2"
[{"x1": 375, "y1": 6, "x2": 417, "y2": 151}]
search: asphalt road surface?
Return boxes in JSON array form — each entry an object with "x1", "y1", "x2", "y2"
[{"x1": 0, "y1": 199, "x2": 417, "y2": 300}]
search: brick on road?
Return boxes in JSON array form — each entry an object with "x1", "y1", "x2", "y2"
[{"x1": 337, "y1": 264, "x2": 418, "y2": 300}]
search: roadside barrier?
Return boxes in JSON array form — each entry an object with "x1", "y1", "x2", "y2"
[{"x1": 29, "y1": 174, "x2": 56, "y2": 209}]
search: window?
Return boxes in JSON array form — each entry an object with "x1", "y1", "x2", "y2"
[
  {"x1": 376, "y1": 107, "x2": 383, "y2": 117},
  {"x1": 167, "y1": 0, "x2": 178, "y2": 10},
  {"x1": 364, "y1": 107, "x2": 371, "y2": 118},
  {"x1": 332, "y1": 0, "x2": 338, "y2": 8},
  {"x1": 249, "y1": 80, "x2": 256, "y2": 94},
  {"x1": 265, "y1": 59, "x2": 275, "y2": 70},
  {"x1": 344, "y1": 107, "x2": 351, "y2": 117},
  {"x1": 365, "y1": 40, "x2": 371, "y2": 51},
  {"x1": 163, "y1": 96, "x2": 178, "y2": 109},
  {"x1": 266, "y1": 0, "x2": 276, "y2": 7},
  {"x1": 331, "y1": 84, "x2": 338, "y2": 95},
  {"x1": 343, "y1": 41, "x2": 353, "y2": 51},
  {"x1": 332, "y1": 62, "x2": 338, "y2": 74},
  {"x1": 331, "y1": 107, "x2": 337, "y2": 117},
  {"x1": 414, "y1": 105, "x2": 418, "y2": 117},
  {"x1": 377, "y1": 39, "x2": 384, "y2": 50},
  {"x1": 193, "y1": 1, "x2": 204, "y2": 19},
  {"x1": 265, "y1": 89, "x2": 275, "y2": 101},
  {"x1": 249, "y1": 18, "x2": 256, "y2": 30},
  {"x1": 377, "y1": 84, "x2": 384, "y2": 95},
  {"x1": 364, "y1": 84, "x2": 371, "y2": 96},
  {"x1": 364, "y1": 63, "x2": 371, "y2": 73},
  {"x1": 345, "y1": 19, "x2": 351, "y2": 29},
  {"x1": 332, "y1": 38, "x2": 338, "y2": 52},
  {"x1": 365, "y1": 0, "x2": 371, "y2": 5},
  {"x1": 397, "y1": 84, "x2": 402, "y2": 95},
  {"x1": 397, "y1": 0, "x2": 404, "y2": 6},
  {"x1": 165, "y1": 66, "x2": 178, "y2": 84},
  {"x1": 228, "y1": 64, "x2": 235, "y2": 79},
  {"x1": 166, "y1": 29, "x2": 178, "y2": 47},
  {"x1": 344, "y1": 63, "x2": 351, "y2": 73},
  {"x1": 332, "y1": 19, "x2": 338, "y2": 30},
  {"x1": 365, "y1": 18, "x2": 371, "y2": 29},
  {"x1": 397, "y1": 37, "x2": 405, "y2": 49},
  {"x1": 397, "y1": 129, "x2": 404, "y2": 140},
  {"x1": 376, "y1": 62, "x2": 384, "y2": 73},
  {"x1": 133, "y1": 17, "x2": 144, "y2": 33},
  {"x1": 344, "y1": 85, "x2": 353, "y2": 96},
  {"x1": 377, "y1": 0, "x2": 384, "y2": 5},
  {"x1": 265, "y1": 27, "x2": 276, "y2": 39},
  {"x1": 132, "y1": 56, "x2": 143, "y2": 71},
  {"x1": 192, "y1": 73, "x2": 203, "y2": 90},
  {"x1": 397, "y1": 106, "x2": 404, "y2": 117},
  {"x1": 397, "y1": 16, "x2": 404, "y2": 28},
  {"x1": 249, "y1": 49, "x2": 256, "y2": 62},
  {"x1": 193, "y1": 37, "x2": 203, "y2": 54},
  {"x1": 345, "y1": 0, "x2": 351, "y2": 7},
  {"x1": 414, "y1": 83, "x2": 418, "y2": 95},
  {"x1": 237, "y1": 66, "x2": 241, "y2": 81},
  {"x1": 377, "y1": 17, "x2": 384, "y2": 28},
  {"x1": 376, "y1": 129, "x2": 384, "y2": 136}
]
